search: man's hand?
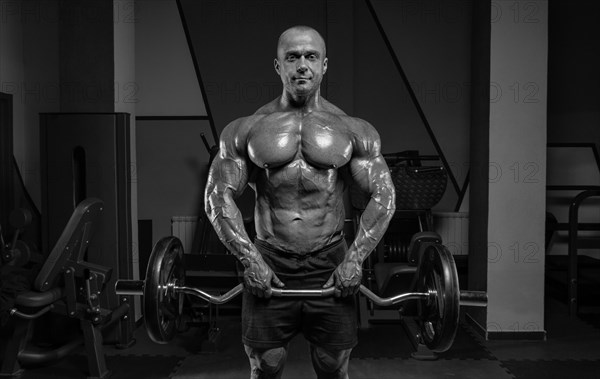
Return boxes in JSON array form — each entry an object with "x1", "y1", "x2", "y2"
[
  {"x1": 243, "y1": 254, "x2": 285, "y2": 298},
  {"x1": 323, "y1": 258, "x2": 363, "y2": 297}
]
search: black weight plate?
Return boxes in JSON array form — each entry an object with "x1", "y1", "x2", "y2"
[
  {"x1": 417, "y1": 244, "x2": 460, "y2": 352},
  {"x1": 144, "y1": 236, "x2": 185, "y2": 344}
]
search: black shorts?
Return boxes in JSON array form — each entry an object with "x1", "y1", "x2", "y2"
[{"x1": 242, "y1": 238, "x2": 358, "y2": 351}]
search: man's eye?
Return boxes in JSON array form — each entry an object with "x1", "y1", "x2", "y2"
[
  {"x1": 307, "y1": 54, "x2": 317, "y2": 60},
  {"x1": 286, "y1": 56, "x2": 296, "y2": 62}
]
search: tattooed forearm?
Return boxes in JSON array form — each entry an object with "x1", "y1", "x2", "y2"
[
  {"x1": 348, "y1": 148, "x2": 396, "y2": 264},
  {"x1": 349, "y1": 172, "x2": 395, "y2": 263},
  {"x1": 205, "y1": 156, "x2": 260, "y2": 267}
]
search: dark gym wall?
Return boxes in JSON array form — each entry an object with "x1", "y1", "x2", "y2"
[
  {"x1": 545, "y1": 0, "x2": 600, "y2": 254},
  {"x1": 548, "y1": 0, "x2": 600, "y2": 215},
  {"x1": 0, "y1": 0, "x2": 60, "y2": 210},
  {"x1": 135, "y1": 0, "x2": 205, "y2": 117},
  {"x1": 59, "y1": 0, "x2": 115, "y2": 112},
  {"x1": 1, "y1": 0, "x2": 132, "y2": 207},
  {"x1": 354, "y1": 0, "x2": 473, "y2": 210},
  {"x1": 136, "y1": 119, "x2": 213, "y2": 240},
  {"x1": 547, "y1": 1, "x2": 600, "y2": 148},
  {"x1": 134, "y1": 0, "x2": 212, "y2": 241}
]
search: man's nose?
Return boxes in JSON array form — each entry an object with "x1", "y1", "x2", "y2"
[{"x1": 296, "y1": 57, "x2": 308, "y2": 72}]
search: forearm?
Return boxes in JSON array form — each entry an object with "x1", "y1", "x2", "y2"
[
  {"x1": 348, "y1": 183, "x2": 396, "y2": 264},
  {"x1": 205, "y1": 189, "x2": 260, "y2": 267}
]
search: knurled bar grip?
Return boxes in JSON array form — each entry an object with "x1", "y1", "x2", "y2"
[{"x1": 115, "y1": 280, "x2": 487, "y2": 307}]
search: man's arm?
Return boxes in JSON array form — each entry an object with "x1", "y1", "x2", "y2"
[
  {"x1": 204, "y1": 119, "x2": 283, "y2": 297},
  {"x1": 324, "y1": 120, "x2": 396, "y2": 296}
]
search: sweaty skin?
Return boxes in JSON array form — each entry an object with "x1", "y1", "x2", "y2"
[{"x1": 205, "y1": 27, "x2": 396, "y2": 299}]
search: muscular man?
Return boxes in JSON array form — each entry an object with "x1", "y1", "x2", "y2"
[{"x1": 205, "y1": 26, "x2": 395, "y2": 379}]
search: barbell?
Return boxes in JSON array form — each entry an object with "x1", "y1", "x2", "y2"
[{"x1": 115, "y1": 237, "x2": 487, "y2": 353}]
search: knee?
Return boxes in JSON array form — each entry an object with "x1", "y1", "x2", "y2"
[
  {"x1": 311, "y1": 346, "x2": 351, "y2": 375},
  {"x1": 245, "y1": 346, "x2": 288, "y2": 374}
]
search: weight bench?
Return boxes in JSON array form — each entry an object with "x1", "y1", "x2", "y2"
[{"x1": 0, "y1": 198, "x2": 130, "y2": 379}]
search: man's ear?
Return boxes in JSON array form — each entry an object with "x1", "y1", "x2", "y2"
[
  {"x1": 274, "y1": 58, "x2": 280, "y2": 75},
  {"x1": 323, "y1": 57, "x2": 328, "y2": 75}
]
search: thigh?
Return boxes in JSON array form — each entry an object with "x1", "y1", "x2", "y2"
[
  {"x1": 302, "y1": 296, "x2": 358, "y2": 350},
  {"x1": 242, "y1": 291, "x2": 302, "y2": 349}
]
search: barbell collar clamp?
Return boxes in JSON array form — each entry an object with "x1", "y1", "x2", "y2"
[
  {"x1": 458, "y1": 290, "x2": 487, "y2": 307},
  {"x1": 115, "y1": 280, "x2": 144, "y2": 296}
]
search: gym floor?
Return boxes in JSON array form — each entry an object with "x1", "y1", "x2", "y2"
[{"x1": 16, "y1": 296, "x2": 600, "y2": 379}]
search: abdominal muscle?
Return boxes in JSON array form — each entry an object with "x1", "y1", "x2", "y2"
[{"x1": 252, "y1": 162, "x2": 346, "y2": 254}]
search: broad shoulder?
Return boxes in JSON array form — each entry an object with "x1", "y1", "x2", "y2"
[
  {"x1": 342, "y1": 116, "x2": 382, "y2": 157},
  {"x1": 219, "y1": 114, "x2": 266, "y2": 156}
]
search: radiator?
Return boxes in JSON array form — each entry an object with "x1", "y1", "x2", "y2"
[
  {"x1": 171, "y1": 216, "x2": 198, "y2": 254},
  {"x1": 433, "y1": 212, "x2": 469, "y2": 255}
]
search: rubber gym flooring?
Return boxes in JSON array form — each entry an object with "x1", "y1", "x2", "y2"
[{"x1": 15, "y1": 296, "x2": 600, "y2": 379}]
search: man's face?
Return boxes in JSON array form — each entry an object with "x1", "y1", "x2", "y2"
[{"x1": 275, "y1": 29, "x2": 328, "y2": 97}]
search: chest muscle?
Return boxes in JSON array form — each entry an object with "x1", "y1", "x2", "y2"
[{"x1": 247, "y1": 114, "x2": 352, "y2": 170}]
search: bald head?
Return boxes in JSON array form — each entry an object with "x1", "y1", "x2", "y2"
[
  {"x1": 274, "y1": 25, "x2": 328, "y2": 101},
  {"x1": 276, "y1": 26, "x2": 326, "y2": 59}
]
